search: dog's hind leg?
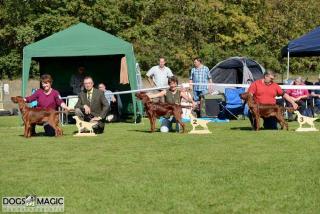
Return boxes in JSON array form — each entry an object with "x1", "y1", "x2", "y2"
[
  {"x1": 176, "y1": 116, "x2": 185, "y2": 133},
  {"x1": 175, "y1": 117, "x2": 185, "y2": 133}
]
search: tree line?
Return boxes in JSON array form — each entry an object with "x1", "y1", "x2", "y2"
[{"x1": 1, "y1": 0, "x2": 320, "y2": 79}]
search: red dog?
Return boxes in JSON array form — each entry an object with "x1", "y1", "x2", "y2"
[
  {"x1": 240, "y1": 92, "x2": 290, "y2": 131},
  {"x1": 11, "y1": 96, "x2": 63, "y2": 138},
  {"x1": 136, "y1": 92, "x2": 185, "y2": 133}
]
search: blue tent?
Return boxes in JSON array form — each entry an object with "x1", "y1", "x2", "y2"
[
  {"x1": 281, "y1": 26, "x2": 320, "y2": 79},
  {"x1": 281, "y1": 27, "x2": 320, "y2": 57}
]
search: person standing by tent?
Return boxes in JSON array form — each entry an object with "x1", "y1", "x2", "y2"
[
  {"x1": 247, "y1": 70, "x2": 298, "y2": 129},
  {"x1": 189, "y1": 57, "x2": 212, "y2": 102},
  {"x1": 146, "y1": 57, "x2": 173, "y2": 103},
  {"x1": 70, "y1": 66, "x2": 86, "y2": 95},
  {"x1": 74, "y1": 76, "x2": 109, "y2": 134},
  {"x1": 146, "y1": 57, "x2": 173, "y2": 88}
]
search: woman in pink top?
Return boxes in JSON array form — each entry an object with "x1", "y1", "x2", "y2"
[
  {"x1": 285, "y1": 77, "x2": 309, "y2": 119},
  {"x1": 25, "y1": 74, "x2": 70, "y2": 136}
]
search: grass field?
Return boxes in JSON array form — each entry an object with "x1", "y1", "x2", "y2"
[{"x1": 0, "y1": 116, "x2": 320, "y2": 213}]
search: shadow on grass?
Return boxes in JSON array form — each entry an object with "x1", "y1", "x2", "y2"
[
  {"x1": 128, "y1": 129, "x2": 154, "y2": 133},
  {"x1": 230, "y1": 127, "x2": 253, "y2": 131}
]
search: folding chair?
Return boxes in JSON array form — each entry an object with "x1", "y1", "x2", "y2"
[
  {"x1": 61, "y1": 96, "x2": 78, "y2": 124},
  {"x1": 221, "y1": 88, "x2": 246, "y2": 119}
]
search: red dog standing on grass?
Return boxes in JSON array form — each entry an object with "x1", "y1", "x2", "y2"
[
  {"x1": 136, "y1": 92, "x2": 185, "y2": 133},
  {"x1": 13, "y1": 74, "x2": 70, "y2": 137},
  {"x1": 11, "y1": 96, "x2": 63, "y2": 138}
]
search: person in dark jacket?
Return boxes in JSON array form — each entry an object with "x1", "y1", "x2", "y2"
[{"x1": 74, "y1": 76, "x2": 109, "y2": 134}]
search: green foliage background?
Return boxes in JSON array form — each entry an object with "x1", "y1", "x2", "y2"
[{"x1": 1, "y1": 0, "x2": 320, "y2": 79}]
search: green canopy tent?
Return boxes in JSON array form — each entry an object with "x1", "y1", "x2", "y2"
[{"x1": 22, "y1": 22, "x2": 142, "y2": 121}]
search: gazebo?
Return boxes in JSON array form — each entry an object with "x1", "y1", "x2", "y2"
[{"x1": 22, "y1": 22, "x2": 142, "y2": 121}]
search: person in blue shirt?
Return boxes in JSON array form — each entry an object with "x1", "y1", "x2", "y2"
[
  {"x1": 98, "y1": 83, "x2": 116, "y2": 106},
  {"x1": 189, "y1": 57, "x2": 212, "y2": 102}
]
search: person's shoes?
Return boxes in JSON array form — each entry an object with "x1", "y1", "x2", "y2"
[{"x1": 93, "y1": 127, "x2": 104, "y2": 134}]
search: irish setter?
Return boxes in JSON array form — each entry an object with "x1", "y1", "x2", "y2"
[
  {"x1": 11, "y1": 96, "x2": 63, "y2": 138},
  {"x1": 135, "y1": 92, "x2": 185, "y2": 133},
  {"x1": 240, "y1": 92, "x2": 290, "y2": 131}
]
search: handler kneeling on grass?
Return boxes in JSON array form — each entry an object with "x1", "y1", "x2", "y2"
[
  {"x1": 247, "y1": 70, "x2": 298, "y2": 129},
  {"x1": 74, "y1": 76, "x2": 109, "y2": 134},
  {"x1": 148, "y1": 76, "x2": 195, "y2": 132}
]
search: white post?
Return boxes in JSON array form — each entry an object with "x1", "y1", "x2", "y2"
[
  {"x1": 286, "y1": 51, "x2": 290, "y2": 80},
  {"x1": 0, "y1": 82, "x2": 3, "y2": 110}
]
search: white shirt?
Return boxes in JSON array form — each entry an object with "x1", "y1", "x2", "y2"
[{"x1": 146, "y1": 65, "x2": 173, "y2": 87}]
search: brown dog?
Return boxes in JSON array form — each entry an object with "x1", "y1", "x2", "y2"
[
  {"x1": 240, "y1": 92, "x2": 289, "y2": 131},
  {"x1": 11, "y1": 96, "x2": 63, "y2": 138},
  {"x1": 135, "y1": 92, "x2": 185, "y2": 133}
]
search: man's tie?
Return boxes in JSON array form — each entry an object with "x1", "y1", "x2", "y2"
[{"x1": 87, "y1": 91, "x2": 92, "y2": 104}]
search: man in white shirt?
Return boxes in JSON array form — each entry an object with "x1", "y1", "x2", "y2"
[{"x1": 146, "y1": 57, "x2": 173, "y2": 88}]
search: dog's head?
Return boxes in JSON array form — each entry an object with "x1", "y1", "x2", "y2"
[
  {"x1": 135, "y1": 92, "x2": 150, "y2": 103},
  {"x1": 11, "y1": 96, "x2": 25, "y2": 104},
  {"x1": 239, "y1": 92, "x2": 250, "y2": 101}
]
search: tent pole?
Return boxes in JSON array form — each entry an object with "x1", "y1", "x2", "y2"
[{"x1": 286, "y1": 51, "x2": 290, "y2": 80}]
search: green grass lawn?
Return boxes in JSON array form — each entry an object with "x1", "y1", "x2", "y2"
[{"x1": 0, "y1": 116, "x2": 320, "y2": 213}]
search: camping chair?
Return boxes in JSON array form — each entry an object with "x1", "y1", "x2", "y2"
[
  {"x1": 221, "y1": 87, "x2": 246, "y2": 119},
  {"x1": 61, "y1": 96, "x2": 78, "y2": 124}
]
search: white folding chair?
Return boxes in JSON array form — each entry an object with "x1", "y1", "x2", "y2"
[{"x1": 62, "y1": 96, "x2": 78, "y2": 125}]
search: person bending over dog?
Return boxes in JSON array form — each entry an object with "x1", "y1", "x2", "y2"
[
  {"x1": 74, "y1": 76, "x2": 109, "y2": 134},
  {"x1": 148, "y1": 76, "x2": 195, "y2": 132},
  {"x1": 24, "y1": 74, "x2": 71, "y2": 136},
  {"x1": 247, "y1": 70, "x2": 298, "y2": 130}
]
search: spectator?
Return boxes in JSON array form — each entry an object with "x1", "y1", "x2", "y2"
[
  {"x1": 286, "y1": 76, "x2": 310, "y2": 119},
  {"x1": 146, "y1": 57, "x2": 173, "y2": 88},
  {"x1": 148, "y1": 76, "x2": 194, "y2": 132},
  {"x1": 74, "y1": 76, "x2": 109, "y2": 134},
  {"x1": 180, "y1": 84, "x2": 195, "y2": 119},
  {"x1": 189, "y1": 57, "x2": 212, "y2": 102},
  {"x1": 311, "y1": 74, "x2": 320, "y2": 114},
  {"x1": 98, "y1": 83, "x2": 118, "y2": 122},
  {"x1": 25, "y1": 74, "x2": 70, "y2": 136},
  {"x1": 98, "y1": 83, "x2": 116, "y2": 106},
  {"x1": 70, "y1": 66, "x2": 86, "y2": 95},
  {"x1": 248, "y1": 70, "x2": 298, "y2": 129}
]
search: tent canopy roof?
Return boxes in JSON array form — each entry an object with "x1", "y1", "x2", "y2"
[
  {"x1": 281, "y1": 26, "x2": 320, "y2": 57},
  {"x1": 210, "y1": 57, "x2": 264, "y2": 84},
  {"x1": 24, "y1": 22, "x2": 132, "y2": 57},
  {"x1": 213, "y1": 57, "x2": 262, "y2": 69}
]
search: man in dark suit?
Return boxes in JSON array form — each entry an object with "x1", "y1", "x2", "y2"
[{"x1": 75, "y1": 76, "x2": 109, "y2": 133}]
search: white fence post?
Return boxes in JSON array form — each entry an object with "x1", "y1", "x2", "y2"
[{"x1": 0, "y1": 82, "x2": 4, "y2": 110}]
